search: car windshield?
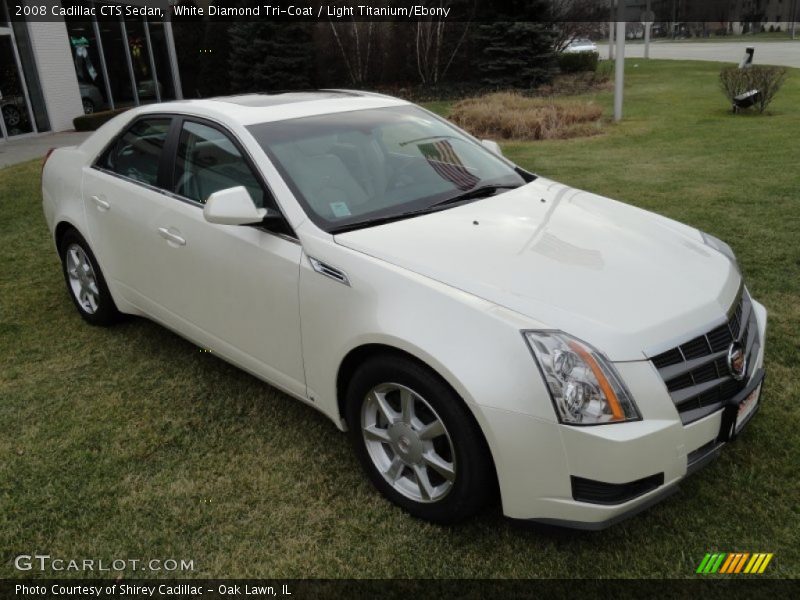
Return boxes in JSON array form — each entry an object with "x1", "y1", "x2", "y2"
[{"x1": 247, "y1": 105, "x2": 527, "y2": 232}]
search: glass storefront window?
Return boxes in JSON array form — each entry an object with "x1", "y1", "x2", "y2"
[
  {"x1": 11, "y1": 19, "x2": 50, "y2": 131},
  {"x1": 146, "y1": 21, "x2": 175, "y2": 101},
  {"x1": 65, "y1": 20, "x2": 111, "y2": 114},
  {"x1": 125, "y1": 17, "x2": 159, "y2": 103},
  {"x1": 63, "y1": 5, "x2": 179, "y2": 111},
  {"x1": 0, "y1": 34, "x2": 35, "y2": 136},
  {"x1": 3, "y1": 0, "x2": 181, "y2": 137},
  {"x1": 98, "y1": 18, "x2": 137, "y2": 108}
]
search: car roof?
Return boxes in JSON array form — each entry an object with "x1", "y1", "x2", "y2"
[{"x1": 135, "y1": 90, "x2": 410, "y2": 126}]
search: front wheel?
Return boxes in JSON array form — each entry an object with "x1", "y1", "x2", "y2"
[
  {"x1": 59, "y1": 229, "x2": 119, "y2": 326},
  {"x1": 345, "y1": 355, "x2": 493, "y2": 523}
]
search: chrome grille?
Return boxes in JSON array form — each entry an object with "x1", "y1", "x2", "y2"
[{"x1": 649, "y1": 287, "x2": 760, "y2": 425}]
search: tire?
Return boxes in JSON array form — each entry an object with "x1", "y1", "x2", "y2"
[
  {"x1": 2, "y1": 104, "x2": 21, "y2": 127},
  {"x1": 345, "y1": 355, "x2": 493, "y2": 524},
  {"x1": 59, "y1": 229, "x2": 120, "y2": 326}
]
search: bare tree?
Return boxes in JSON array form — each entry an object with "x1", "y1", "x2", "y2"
[
  {"x1": 328, "y1": 21, "x2": 374, "y2": 85},
  {"x1": 327, "y1": 2, "x2": 375, "y2": 85},
  {"x1": 414, "y1": 0, "x2": 475, "y2": 85},
  {"x1": 551, "y1": 0, "x2": 608, "y2": 52}
]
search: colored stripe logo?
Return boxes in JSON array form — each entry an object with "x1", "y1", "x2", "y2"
[{"x1": 696, "y1": 552, "x2": 773, "y2": 574}]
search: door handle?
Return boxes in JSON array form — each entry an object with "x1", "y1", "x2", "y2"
[
  {"x1": 157, "y1": 227, "x2": 186, "y2": 246},
  {"x1": 91, "y1": 195, "x2": 110, "y2": 210}
]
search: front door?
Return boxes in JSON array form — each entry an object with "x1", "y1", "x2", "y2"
[{"x1": 146, "y1": 118, "x2": 306, "y2": 396}]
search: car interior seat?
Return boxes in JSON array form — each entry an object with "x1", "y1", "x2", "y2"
[
  {"x1": 273, "y1": 135, "x2": 369, "y2": 218},
  {"x1": 329, "y1": 131, "x2": 388, "y2": 202}
]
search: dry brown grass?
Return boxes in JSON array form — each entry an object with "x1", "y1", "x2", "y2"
[
  {"x1": 536, "y1": 69, "x2": 613, "y2": 97},
  {"x1": 449, "y1": 91, "x2": 604, "y2": 141}
]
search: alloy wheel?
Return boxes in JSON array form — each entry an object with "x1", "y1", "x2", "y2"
[
  {"x1": 2, "y1": 105, "x2": 21, "y2": 127},
  {"x1": 361, "y1": 383, "x2": 456, "y2": 503},
  {"x1": 66, "y1": 243, "x2": 100, "y2": 314}
]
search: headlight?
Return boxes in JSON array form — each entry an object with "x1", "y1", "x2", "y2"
[
  {"x1": 701, "y1": 231, "x2": 738, "y2": 269},
  {"x1": 523, "y1": 331, "x2": 640, "y2": 425}
]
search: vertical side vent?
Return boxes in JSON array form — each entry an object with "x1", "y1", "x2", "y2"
[{"x1": 308, "y1": 257, "x2": 350, "y2": 286}]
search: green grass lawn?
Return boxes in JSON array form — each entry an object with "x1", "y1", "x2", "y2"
[{"x1": 1, "y1": 60, "x2": 799, "y2": 579}]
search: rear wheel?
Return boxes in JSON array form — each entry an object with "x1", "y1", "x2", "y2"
[
  {"x1": 2, "y1": 104, "x2": 21, "y2": 127},
  {"x1": 345, "y1": 355, "x2": 493, "y2": 523},
  {"x1": 59, "y1": 229, "x2": 119, "y2": 326}
]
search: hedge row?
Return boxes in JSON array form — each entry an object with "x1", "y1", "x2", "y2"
[
  {"x1": 557, "y1": 51, "x2": 600, "y2": 74},
  {"x1": 73, "y1": 108, "x2": 131, "y2": 132}
]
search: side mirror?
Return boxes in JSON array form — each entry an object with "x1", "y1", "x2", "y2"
[
  {"x1": 481, "y1": 139, "x2": 503, "y2": 157},
  {"x1": 203, "y1": 186, "x2": 276, "y2": 225}
]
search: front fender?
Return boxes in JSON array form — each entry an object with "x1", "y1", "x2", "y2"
[{"x1": 297, "y1": 233, "x2": 557, "y2": 428}]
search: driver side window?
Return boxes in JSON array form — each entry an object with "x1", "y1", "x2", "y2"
[{"x1": 173, "y1": 121, "x2": 266, "y2": 207}]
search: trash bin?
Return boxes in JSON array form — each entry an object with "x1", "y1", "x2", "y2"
[{"x1": 733, "y1": 89, "x2": 760, "y2": 112}]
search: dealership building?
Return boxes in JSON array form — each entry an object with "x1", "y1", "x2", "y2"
[{"x1": 1, "y1": 0, "x2": 182, "y2": 142}]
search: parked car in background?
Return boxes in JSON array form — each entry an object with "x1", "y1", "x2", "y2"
[
  {"x1": 1, "y1": 93, "x2": 30, "y2": 135},
  {"x1": 137, "y1": 78, "x2": 163, "y2": 100},
  {"x1": 564, "y1": 38, "x2": 598, "y2": 53},
  {"x1": 41, "y1": 91, "x2": 767, "y2": 529},
  {"x1": 79, "y1": 82, "x2": 106, "y2": 114}
]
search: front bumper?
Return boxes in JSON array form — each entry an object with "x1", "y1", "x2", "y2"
[{"x1": 477, "y1": 299, "x2": 767, "y2": 528}]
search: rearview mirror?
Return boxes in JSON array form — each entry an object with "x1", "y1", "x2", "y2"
[
  {"x1": 203, "y1": 186, "x2": 276, "y2": 225},
  {"x1": 481, "y1": 139, "x2": 503, "y2": 157}
]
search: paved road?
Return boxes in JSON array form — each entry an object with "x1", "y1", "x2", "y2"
[
  {"x1": 598, "y1": 41, "x2": 800, "y2": 68},
  {"x1": 0, "y1": 130, "x2": 90, "y2": 168}
]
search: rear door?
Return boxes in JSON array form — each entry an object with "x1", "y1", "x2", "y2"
[{"x1": 82, "y1": 116, "x2": 174, "y2": 305}]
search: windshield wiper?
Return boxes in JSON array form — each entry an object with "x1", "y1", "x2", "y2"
[
  {"x1": 329, "y1": 185, "x2": 521, "y2": 234},
  {"x1": 431, "y1": 184, "x2": 520, "y2": 208},
  {"x1": 328, "y1": 207, "x2": 444, "y2": 234}
]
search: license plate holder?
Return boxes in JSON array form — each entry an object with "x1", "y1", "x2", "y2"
[
  {"x1": 735, "y1": 385, "x2": 761, "y2": 433},
  {"x1": 718, "y1": 368, "x2": 765, "y2": 442}
]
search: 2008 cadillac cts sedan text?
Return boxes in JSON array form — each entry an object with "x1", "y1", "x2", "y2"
[{"x1": 42, "y1": 91, "x2": 767, "y2": 528}]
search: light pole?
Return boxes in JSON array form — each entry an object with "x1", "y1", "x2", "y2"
[
  {"x1": 613, "y1": 2, "x2": 625, "y2": 122},
  {"x1": 609, "y1": 2, "x2": 615, "y2": 62}
]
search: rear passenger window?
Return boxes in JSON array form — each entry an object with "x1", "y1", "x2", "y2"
[
  {"x1": 173, "y1": 121, "x2": 266, "y2": 207},
  {"x1": 99, "y1": 118, "x2": 170, "y2": 186}
]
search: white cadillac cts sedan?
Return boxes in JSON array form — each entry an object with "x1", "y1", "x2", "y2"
[{"x1": 42, "y1": 91, "x2": 767, "y2": 528}]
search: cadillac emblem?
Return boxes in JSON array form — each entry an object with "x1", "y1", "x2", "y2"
[{"x1": 727, "y1": 342, "x2": 747, "y2": 381}]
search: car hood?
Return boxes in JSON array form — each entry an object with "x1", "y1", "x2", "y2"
[{"x1": 335, "y1": 178, "x2": 741, "y2": 361}]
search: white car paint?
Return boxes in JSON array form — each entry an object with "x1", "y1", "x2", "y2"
[
  {"x1": 41, "y1": 92, "x2": 767, "y2": 528},
  {"x1": 336, "y1": 178, "x2": 740, "y2": 362},
  {"x1": 564, "y1": 39, "x2": 599, "y2": 54}
]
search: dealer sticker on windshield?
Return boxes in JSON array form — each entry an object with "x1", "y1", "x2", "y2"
[
  {"x1": 330, "y1": 202, "x2": 352, "y2": 218},
  {"x1": 735, "y1": 384, "x2": 761, "y2": 434}
]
